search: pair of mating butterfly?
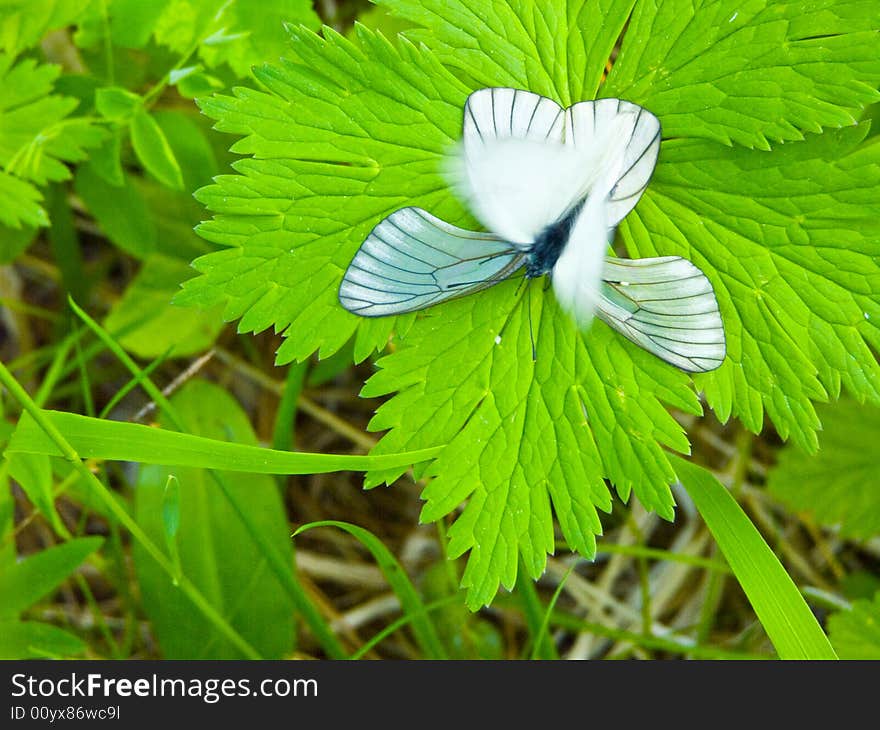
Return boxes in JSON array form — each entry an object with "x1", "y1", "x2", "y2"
[{"x1": 339, "y1": 88, "x2": 725, "y2": 373}]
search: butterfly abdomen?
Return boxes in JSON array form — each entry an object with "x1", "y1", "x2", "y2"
[{"x1": 525, "y1": 202, "x2": 583, "y2": 278}]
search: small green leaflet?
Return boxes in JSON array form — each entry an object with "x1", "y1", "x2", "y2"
[
  {"x1": 0, "y1": 173, "x2": 45, "y2": 228},
  {"x1": 0, "y1": 55, "x2": 104, "y2": 227},
  {"x1": 130, "y1": 109, "x2": 185, "y2": 190},
  {"x1": 183, "y1": 2, "x2": 880, "y2": 606}
]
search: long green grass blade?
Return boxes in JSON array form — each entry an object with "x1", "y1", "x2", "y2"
[
  {"x1": 294, "y1": 520, "x2": 448, "y2": 659},
  {"x1": 672, "y1": 456, "x2": 837, "y2": 660},
  {"x1": 515, "y1": 567, "x2": 559, "y2": 659},
  {"x1": 528, "y1": 564, "x2": 572, "y2": 660},
  {"x1": 7, "y1": 410, "x2": 442, "y2": 474}
]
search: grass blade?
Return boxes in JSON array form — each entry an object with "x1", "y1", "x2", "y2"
[
  {"x1": 528, "y1": 564, "x2": 572, "y2": 660},
  {"x1": 0, "y1": 537, "x2": 103, "y2": 618},
  {"x1": 8, "y1": 410, "x2": 441, "y2": 474},
  {"x1": 294, "y1": 520, "x2": 448, "y2": 659},
  {"x1": 515, "y1": 567, "x2": 559, "y2": 659},
  {"x1": 672, "y1": 456, "x2": 837, "y2": 660},
  {"x1": 0, "y1": 620, "x2": 86, "y2": 659}
]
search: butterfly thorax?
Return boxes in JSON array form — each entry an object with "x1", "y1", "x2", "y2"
[{"x1": 525, "y1": 202, "x2": 583, "y2": 278}]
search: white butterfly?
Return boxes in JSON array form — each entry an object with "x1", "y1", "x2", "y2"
[{"x1": 339, "y1": 88, "x2": 726, "y2": 373}]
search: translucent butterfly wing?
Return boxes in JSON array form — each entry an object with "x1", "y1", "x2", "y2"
[
  {"x1": 565, "y1": 99, "x2": 661, "y2": 227},
  {"x1": 595, "y1": 256, "x2": 726, "y2": 372},
  {"x1": 552, "y1": 99, "x2": 662, "y2": 329},
  {"x1": 339, "y1": 207, "x2": 525, "y2": 317},
  {"x1": 457, "y1": 88, "x2": 584, "y2": 245},
  {"x1": 550, "y1": 177, "x2": 617, "y2": 328},
  {"x1": 462, "y1": 87, "x2": 565, "y2": 147},
  {"x1": 457, "y1": 90, "x2": 660, "y2": 244}
]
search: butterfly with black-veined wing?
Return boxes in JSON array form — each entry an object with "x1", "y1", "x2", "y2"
[{"x1": 338, "y1": 87, "x2": 726, "y2": 373}]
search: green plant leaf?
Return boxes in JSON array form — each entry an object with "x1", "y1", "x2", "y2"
[
  {"x1": 130, "y1": 108, "x2": 184, "y2": 190},
  {"x1": 95, "y1": 85, "x2": 142, "y2": 121},
  {"x1": 0, "y1": 620, "x2": 86, "y2": 659},
  {"x1": 5, "y1": 453, "x2": 68, "y2": 537},
  {"x1": 0, "y1": 173, "x2": 46, "y2": 229},
  {"x1": 74, "y1": 164, "x2": 157, "y2": 257},
  {"x1": 767, "y1": 399, "x2": 880, "y2": 539},
  {"x1": 128, "y1": 110, "x2": 219, "y2": 261},
  {"x1": 179, "y1": 5, "x2": 880, "y2": 606},
  {"x1": 6, "y1": 408, "x2": 443, "y2": 474},
  {"x1": 153, "y1": 0, "x2": 321, "y2": 77},
  {"x1": 673, "y1": 456, "x2": 837, "y2": 660},
  {"x1": 103, "y1": 254, "x2": 225, "y2": 358},
  {"x1": 0, "y1": 56, "x2": 104, "y2": 186},
  {"x1": 0, "y1": 0, "x2": 91, "y2": 57},
  {"x1": 0, "y1": 54, "x2": 102, "y2": 226},
  {"x1": 0, "y1": 536, "x2": 103, "y2": 619},
  {"x1": 133, "y1": 380, "x2": 294, "y2": 659},
  {"x1": 384, "y1": 0, "x2": 880, "y2": 149},
  {"x1": 827, "y1": 592, "x2": 880, "y2": 659}
]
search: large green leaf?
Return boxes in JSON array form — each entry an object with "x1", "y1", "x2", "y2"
[
  {"x1": 132, "y1": 380, "x2": 295, "y2": 659},
  {"x1": 177, "y1": 3, "x2": 880, "y2": 606}
]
